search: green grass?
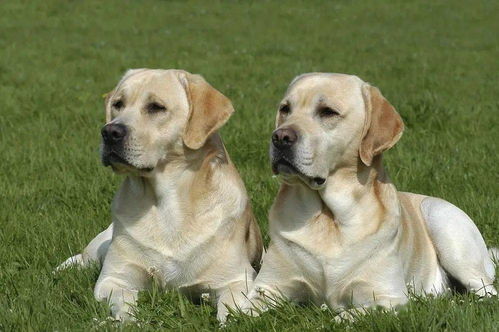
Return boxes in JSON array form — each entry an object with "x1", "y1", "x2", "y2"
[{"x1": 1, "y1": 0, "x2": 498, "y2": 330}]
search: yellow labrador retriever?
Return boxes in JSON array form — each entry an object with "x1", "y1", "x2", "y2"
[
  {"x1": 57, "y1": 69, "x2": 262, "y2": 322},
  {"x1": 244, "y1": 73, "x2": 497, "y2": 318}
]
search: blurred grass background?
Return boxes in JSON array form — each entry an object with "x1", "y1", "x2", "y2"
[{"x1": 0, "y1": 0, "x2": 498, "y2": 330}]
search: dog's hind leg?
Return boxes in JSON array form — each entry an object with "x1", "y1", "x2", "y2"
[
  {"x1": 56, "y1": 223, "x2": 113, "y2": 271},
  {"x1": 421, "y1": 197, "x2": 497, "y2": 296}
]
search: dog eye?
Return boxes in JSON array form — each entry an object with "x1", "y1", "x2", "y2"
[
  {"x1": 112, "y1": 100, "x2": 123, "y2": 109},
  {"x1": 279, "y1": 104, "x2": 291, "y2": 115},
  {"x1": 318, "y1": 107, "x2": 339, "y2": 118},
  {"x1": 147, "y1": 102, "x2": 167, "y2": 113}
]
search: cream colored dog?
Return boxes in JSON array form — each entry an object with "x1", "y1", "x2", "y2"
[
  {"x1": 244, "y1": 73, "x2": 497, "y2": 319},
  {"x1": 57, "y1": 69, "x2": 262, "y2": 322}
]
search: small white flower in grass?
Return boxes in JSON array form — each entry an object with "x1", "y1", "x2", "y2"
[
  {"x1": 201, "y1": 293, "x2": 211, "y2": 302},
  {"x1": 147, "y1": 266, "x2": 158, "y2": 277},
  {"x1": 256, "y1": 287, "x2": 265, "y2": 296},
  {"x1": 320, "y1": 303, "x2": 329, "y2": 311}
]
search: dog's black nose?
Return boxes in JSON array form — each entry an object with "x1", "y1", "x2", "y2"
[
  {"x1": 101, "y1": 123, "x2": 127, "y2": 144},
  {"x1": 272, "y1": 127, "x2": 298, "y2": 149}
]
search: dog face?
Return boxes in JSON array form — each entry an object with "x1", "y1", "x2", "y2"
[
  {"x1": 270, "y1": 73, "x2": 403, "y2": 189},
  {"x1": 101, "y1": 69, "x2": 234, "y2": 174}
]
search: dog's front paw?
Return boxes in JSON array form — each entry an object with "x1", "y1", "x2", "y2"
[
  {"x1": 334, "y1": 310, "x2": 354, "y2": 323},
  {"x1": 333, "y1": 308, "x2": 368, "y2": 323},
  {"x1": 473, "y1": 284, "x2": 497, "y2": 298},
  {"x1": 238, "y1": 298, "x2": 266, "y2": 317},
  {"x1": 112, "y1": 308, "x2": 136, "y2": 323}
]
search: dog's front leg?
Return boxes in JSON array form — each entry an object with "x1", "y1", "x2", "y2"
[
  {"x1": 329, "y1": 278, "x2": 408, "y2": 323},
  {"x1": 56, "y1": 223, "x2": 113, "y2": 271},
  {"x1": 241, "y1": 245, "x2": 312, "y2": 316},
  {"x1": 94, "y1": 245, "x2": 149, "y2": 321},
  {"x1": 215, "y1": 279, "x2": 253, "y2": 323},
  {"x1": 332, "y1": 298, "x2": 405, "y2": 323}
]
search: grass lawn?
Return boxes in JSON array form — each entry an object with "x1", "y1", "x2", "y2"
[{"x1": 1, "y1": 0, "x2": 498, "y2": 330}]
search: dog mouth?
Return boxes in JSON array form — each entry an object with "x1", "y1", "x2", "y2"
[
  {"x1": 103, "y1": 151, "x2": 128, "y2": 166},
  {"x1": 272, "y1": 158, "x2": 326, "y2": 188},
  {"x1": 102, "y1": 150, "x2": 153, "y2": 173},
  {"x1": 272, "y1": 157, "x2": 299, "y2": 175}
]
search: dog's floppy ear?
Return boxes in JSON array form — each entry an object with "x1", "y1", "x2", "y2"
[
  {"x1": 179, "y1": 72, "x2": 235, "y2": 150},
  {"x1": 359, "y1": 84, "x2": 404, "y2": 166}
]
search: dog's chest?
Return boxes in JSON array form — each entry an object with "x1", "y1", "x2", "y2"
[
  {"x1": 277, "y1": 213, "x2": 339, "y2": 254},
  {"x1": 273, "y1": 206, "x2": 343, "y2": 284},
  {"x1": 112, "y1": 182, "x2": 213, "y2": 286},
  {"x1": 114, "y1": 208, "x2": 187, "y2": 278},
  {"x1": 271, "y1": 186, "x2": 339, "y2": 256},
  {"x1": 272, "y1": 203, "x2": 395, "y2": 299}
]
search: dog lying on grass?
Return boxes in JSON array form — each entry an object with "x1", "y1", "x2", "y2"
[
  {"x1": 244, "y1": 73, "x2": 497, "y2": 320},
  {"x1": 57, "y1": 69, "x2": 262, "y2": 322}
]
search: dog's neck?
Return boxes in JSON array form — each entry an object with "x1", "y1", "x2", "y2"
[
  {"x1": 123, "y1": 134, "x2": 227, "y2": 210},
  {"x1": 317, "y1": 155, "x2": 400, "y2": 234}
]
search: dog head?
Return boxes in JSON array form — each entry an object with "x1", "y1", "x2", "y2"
[
  {"x1": 101, "y1": 69, "x2": 234, "y2": 174},
  {"x1": 270, "y1": 73, "x2": 404, "y2": 189}
]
